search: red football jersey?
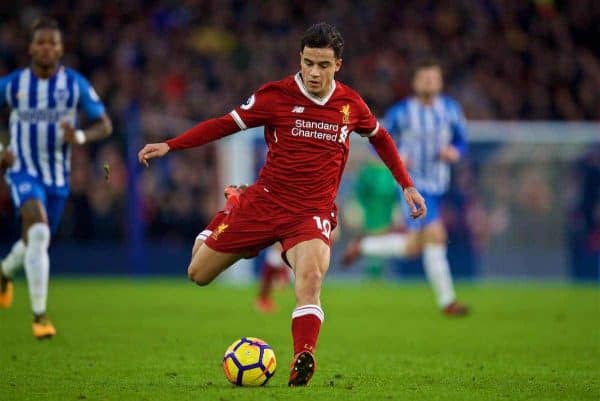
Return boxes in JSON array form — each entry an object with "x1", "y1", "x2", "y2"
[{"x1": 229, "y1": 73, "x2": 379, "y2": 213}]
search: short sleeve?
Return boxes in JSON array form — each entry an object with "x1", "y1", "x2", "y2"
[
  {"x1": 75, "y1": 73, "x2": 106, "y2": 120},
  {"x1": 229, "y1": 85, "x2": 275, "y2": 130}
]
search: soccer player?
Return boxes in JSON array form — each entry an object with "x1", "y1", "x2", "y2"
[
  {"x1": 353, "y1": 152, "x2": 398, "y2": 278},
  {"x1": 341, "y1": 60, "x2": 469, "y2": 316},
  {"x1": 0, "y1": 17, "x2": 112, "y2": 339},
  {"x1": 138, "y1": 23, "x2": 426, "y2": 386}
]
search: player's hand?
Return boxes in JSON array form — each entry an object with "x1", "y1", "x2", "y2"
[
  {"x1": 60, "y1": 120, "x2": 78, "y2": 144},
  {"x1": 0, "y1": 148, "x2": 15, "y2": 171},
  {"x1": 438, "y1": 145, "x2": 460, "y2": 163},
  {"x1": 403, "y1": 187, "x2": 427, "y2": 219},
  {"x1": 138, "y1": 143, "x2": 170, "y2": 167}
]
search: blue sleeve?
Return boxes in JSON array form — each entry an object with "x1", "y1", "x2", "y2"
[
  {"x1": 448, "y1": 98, "x2": 468, "y2": 156},
  {"x1": 74, "y1": 72, "x2": 106, "y2": 120}
]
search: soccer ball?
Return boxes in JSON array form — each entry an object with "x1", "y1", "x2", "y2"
[{"x1": 223, "y1": 337, "x2": 277, "y2": 386}]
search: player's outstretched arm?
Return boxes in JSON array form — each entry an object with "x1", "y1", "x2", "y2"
[
  {"x1": 138, "y1": 143, "x2": 170, "y2": 167},
  {"x1": 61, "y1": 114, "x2": 113, "y2": 145},
  {"x1": 137, "y1": 114, "x2": 243, "y2": 168}
]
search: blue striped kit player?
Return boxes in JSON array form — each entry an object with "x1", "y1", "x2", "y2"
[
  {"x1": 0, "y1": 17, "x2": 113, "y2": 338},
  {"x1": 343, "y1": 60, "x2": 469, "y2": 316}
]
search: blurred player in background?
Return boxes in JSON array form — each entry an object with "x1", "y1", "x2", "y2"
[
  {"x1": 138, "y1": 23, "x2": 426, "y2": 386},
  {"x1": 255, "y1": 243, "x2": 290, "y2": 313},
  {"x1": 353, "y1": 152, "x2": 398, "y2": 278},
  {"x1": 342, "y1": 60, "x2": 469, "y2": 316},
  {"x1": 0, "y1": 17, "x2": 112, "y2": 339}
]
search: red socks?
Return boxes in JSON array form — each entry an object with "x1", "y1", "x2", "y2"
[{"x1": 291, "y1": 305, "x2": 324, "y2": 354}]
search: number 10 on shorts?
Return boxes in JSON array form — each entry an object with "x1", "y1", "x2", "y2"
[{"x1": 313, "y1": 216, "x2": 331, "y2": 239}]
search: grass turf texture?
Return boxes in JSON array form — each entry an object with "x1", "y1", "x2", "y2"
[{"x1": 0, "y1": 279, "x2": 598, "y2": 401}]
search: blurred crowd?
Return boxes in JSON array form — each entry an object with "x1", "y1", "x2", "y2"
[
  {"x1": 0, "y1": 0, "x2": 599, "y2": 250},
  {"x1": 1, "y1": 0, "x2": 594, "y2": 120}
]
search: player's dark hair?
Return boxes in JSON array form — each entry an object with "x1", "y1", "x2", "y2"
[
  {"x1": 413, "y1": 59, "x2": 443, "y2": 76},
  {"x1": 301, "y1": 23, "x2": 344, "y2": 59},
  {"x1": 30, "y1": 17, "x2": 61, "y2": 41}
]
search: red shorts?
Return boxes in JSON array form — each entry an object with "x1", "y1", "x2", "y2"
[{"x1": 200, "y1": 184, "x2": 337, "y2": 259}]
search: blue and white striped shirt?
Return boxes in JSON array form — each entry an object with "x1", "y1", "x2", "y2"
[
  {"x1": 0, "y1": 66, "x2": 105, "y2": 192},
  {"x1": 384, "y1": 95, "x2": 467, "y2": 195}
]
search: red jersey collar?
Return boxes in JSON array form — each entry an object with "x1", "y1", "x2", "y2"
[{"x1": 294, "y1": 72, "x2": 337, "y2": 106}]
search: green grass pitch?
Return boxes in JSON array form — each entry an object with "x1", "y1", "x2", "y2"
[{"x1": 1, "y1": 278, "x2": 598, "y2": 401}]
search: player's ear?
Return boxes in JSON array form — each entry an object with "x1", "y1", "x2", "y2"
[
  {"x1": 412, "y1": 73, "x2": 419, "y2": 91},
  {"x1": 55, "y1": 31, "x2": 64, "y2": 57},
  {"x1": 335, "y1": 58, "x2": 342, "y2": 72}
]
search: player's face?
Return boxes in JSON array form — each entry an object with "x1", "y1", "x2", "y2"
[
  {"x1": 29, "y1": 29, "x2": 63, "y2": 69},
  {"x1": 300, "y1": 47, "x2": 342, "y2": 98},
  {"x1": 413, "y1": 67, "x2": 443, "y2": 98}
]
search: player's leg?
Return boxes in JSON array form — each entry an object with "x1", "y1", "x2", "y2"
[
  {"x1": 421, "y1": 220, "x2": 469, "y2": 316},
  {"x1": 20, "y1": 196, "x2": 55, "y2": 339},
  {"x1": 1, "y1": 240, "x2": 26, "y2": 280},
  {"x1": 26, "y1": 192, "x2": 67, "y2": 338},
  {"x1": 0, "y1": 179, "x2": 28, "y2": 308},
  {"x1": 255, "y1": 244, "x2": 286, "y2": 313},
  {"x1": 284, "y1": 238, "x2": 330, "y2": 386},
  {"x1": 187, "y1": 240, "x2": 246, "y2": 286},
  {"x1": 187, "y1": 185, "x2": 251, "y2": 285},
  {"x1": 1, "y1": 176, "x2": 57, "y2": 337},
  {"x1": 341, "y1": 191, "x2": 426, "y2": 266},
  {"x1": 0, "y1": 240, "x2": 25, "y2": 308},
  {"x1": 341, "y1": 230, "x2": 421, "y2": 266}
]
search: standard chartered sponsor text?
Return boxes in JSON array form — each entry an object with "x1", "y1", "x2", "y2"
[{"x1": 292, "y1": 119, "x2": 340, "y2": 141}]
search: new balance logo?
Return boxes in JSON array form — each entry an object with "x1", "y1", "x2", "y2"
[{"x1": 292, "y1": 106, "x2": 305, "y2": 113}]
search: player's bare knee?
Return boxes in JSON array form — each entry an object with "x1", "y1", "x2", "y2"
[
  {"x1": 299, "y1": 268, "x2": 323, "y2": 286},
  {"x1": 189, "y1": 273, "x2": 212, "y2": 286},
  {"x1": 423, "y1": 223, "x2": 447, "y2": 244},
  {"x1": 405, "y1": 243, "x2": 422, "y2": 258},
  {"x1": 187, "y1": 264, "x2": 212, "y2": 286}
]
